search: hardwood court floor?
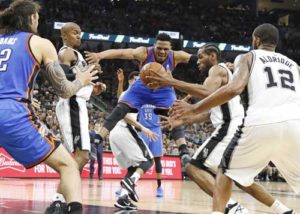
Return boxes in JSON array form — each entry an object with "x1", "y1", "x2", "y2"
[{"x1": 0, "y1": 178, "x2": 299, "y2": 214}]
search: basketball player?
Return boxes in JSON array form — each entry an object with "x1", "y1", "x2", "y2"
[
  {"x1": 56, "y1": 22, "x2": 105, "y2": 171},
  {"x1": 53, "y1": 22, "x2": 105, "y2": 210},
  {"x1": 171, "y1": 24, "x2": 300, "y2": 214},
  {"x1": 85, "y1": 33, "x2": 194, "y2": 168},
  {"x1": 149, "y1": 44, "x2": 296, "y2": 214},
  {"x1": 111, "y1": 71, "x2": 157, "y2": 210},
  {"x1": 0, "y1": 1, "x2": 98, "y2": 214},
  {"x1": 117, "y1": 68, "x2": 164, "y2": 197}
]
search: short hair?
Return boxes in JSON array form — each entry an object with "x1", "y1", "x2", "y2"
[
  {"x1": 128, "y1": 71, "x2": 139, "y2": 80},
  {"x1": 0, "y1": 0, "x2": 40, "y2": 35},
  {"x1": 200, "y1": 44, "x2": 221, "y2": 61},
  {"x1": 155, "y1": 33, "x2": 172, "y2": 42},
  {"x1": 253, "y1": 23, "x2": 279, "y2": 46}
]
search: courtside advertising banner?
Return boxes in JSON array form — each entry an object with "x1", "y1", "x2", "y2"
[{"x1": 0, "y1": 149, "x2": 182, "y2": 179}]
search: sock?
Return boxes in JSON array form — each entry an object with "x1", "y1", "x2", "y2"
[
  {"x1": 270, "y1": 200, "x2": 290, "y2": 213},
  {"x1": 52, "y1": 193, "x2": 66, "y2": 203},
  {"x1": 226, "y1": 198, "x2": 237, "y2": 207},
  {"x1": 157, "y1": 179, "x2": 162, "y2": 188},
  {"x1": 120, "y1": 188, "x2": 129, "y2": 197},
  {"x1": 67, "y1": 202, "x2": 83, "y2": 214},
  {"x1": 130, "y1": 172, "x2": 141, "y2": 184},
  {"x1": 212, "y1": 212, "x2": 223, "y2": 214}
]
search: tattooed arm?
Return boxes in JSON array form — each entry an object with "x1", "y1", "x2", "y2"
[
  {"x1": 44, "y1": 61, "x2": 83, "y2": 98},
  {"x1": 29, "y1": 35, "x2": 98, "y2": 98}
]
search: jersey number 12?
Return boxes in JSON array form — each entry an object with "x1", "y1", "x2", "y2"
[{"x1": 264, "y1": 66, "x2": 295, "y2": 91}]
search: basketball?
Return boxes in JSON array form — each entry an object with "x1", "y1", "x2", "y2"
[{"x1": 140, "y1": 62, "x2": 166, "y2": 89}]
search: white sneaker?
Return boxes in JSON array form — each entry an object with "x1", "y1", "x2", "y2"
[{"x1": 225, "y1": 203, "x2": 249, "y2": 214}]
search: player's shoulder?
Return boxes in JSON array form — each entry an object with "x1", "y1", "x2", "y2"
[
  {"x1": 30, "y1": 34, "x2": 52, "y2": 46},
  {"x1": 209, "y1": 64, "x2": 228, "y2": 77}
]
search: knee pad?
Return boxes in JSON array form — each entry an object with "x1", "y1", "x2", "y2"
[
  {"x1": 125, "y1": 166, "x2": 137, "y2": 178},
  {"x1": 103, "y1": 103, "x2": 131, "y2": 131},
  {"x1": 154, "y1": 157, "x2": 162, "y2": 174},
  {"x1": 171, "y1": 126, "x2": 185, "y2": 140},
  {"x1": 139, "y1": 159, "x2": 153, "y2": 173}
]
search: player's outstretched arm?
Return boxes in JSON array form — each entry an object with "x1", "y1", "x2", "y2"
[
  {"x1": 174, "y1": 50, "x2": 192, "y2": 66},
  {"x1": 124, "y1": 114, "x2": 158, "y2": 141},
  {"x1": 147, "y1": 65, "x2": 225, "y2": 98},
  {"x1": 85, "y1": 46, "x2": 147, "y2": 64},
  {"x1": 172, "y1": 53, "x2": 252, "y2": 118},
  {"x1": 116, "y1": 68, "x2": 125, "y2": 98},
  {"x1": 30, "y1": 35, "x2": 98, "y2": 98}
]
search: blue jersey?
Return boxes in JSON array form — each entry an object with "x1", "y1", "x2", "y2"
[
  {"x1": 0, "y1": 32, "x2": 39, "y2": 102},
  {"x1": 0, "y1": 32, "x2": 58, "y2": 169},
  {"x1": 141, "y1": 47, "x2": 175, "y2": 71},
  {"x1": 119, "y1": 47, "x2": 176, "y2": 109},
  {"x1": 139, "y1": 104, "x2": 160, "y2": 128}
]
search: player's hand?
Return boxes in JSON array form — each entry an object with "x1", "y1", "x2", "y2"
[
  {"x1": 170, "y1": 99, "x2": 195, "y2": 119},
  {"x1": 93, "y1": 63, "x2": 103, "y2": 74},
  {"x1": 75, "y1": 64, "x2": 99, "y2": 86},
  {"x1": 92, "y1": 82, "x2": 106, "y2": 95},
  {"x1": 146, "y1": 67, "x2": 173, "y2": 89},
  {"x1": 85, "y1": 51, "x2": 101, "y2": 64},
  {"x1": 160, "y1": 115, "x2": 184, "y2": 130},
  {"x1": 141, "y1": 127, "x2": 158, "y2": 142},
  {"x1": 117, "y1": 68, "x2": 125, "y2": 82}
]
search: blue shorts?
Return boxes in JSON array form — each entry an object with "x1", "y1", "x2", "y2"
[
  {"x1": 139, "y1": 126, "x2": 163, "y2": 157},
  {"x1": 0, "y1": 100, "x2": 59, "y2": 168},
  {"x1": 119, "y1": 79, "x2": 176, "y2": 110}
]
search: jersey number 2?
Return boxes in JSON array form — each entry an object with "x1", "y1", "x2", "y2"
[
  {"x1": 264, "y1": 66, "x2": 295, "y2": 91},
  {"x1": 0, "y1": 48, "x2": 12, "y2": 72}
]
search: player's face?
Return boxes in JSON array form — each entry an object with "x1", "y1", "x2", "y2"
[
  {"x1": 65, "y1": 26, "x2": 82, "y2": 48},
  {"x1": 197, "y1": 49, "x2": 213, "y2": 72},
  {"x1": 30, "y1": 12, "x2": 39, "y2": 33},
  {"x1": 154, "y1": 40, "x2": 171, "y2": 62}
]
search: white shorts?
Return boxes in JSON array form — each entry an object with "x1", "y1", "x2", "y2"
[
  {"x1": 191, "y1": 118, "x2": 242, "y2": 174},
  {"x1": 56, "y1": 97, "x2": 90, "y2": 153},
  {"x1": 222, "y1": 120, "x2": 300, "y2": 193},
  {"x1": 109, "y1": 122, "x2": 153, "y2": 170}
]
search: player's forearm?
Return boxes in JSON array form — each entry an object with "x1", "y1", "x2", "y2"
[
  {"x1": 170, "y1": 79, "x2": 212, "y2": 98},
  {"x1": 182, "y1": 112, "x2": 210, "y2": 125},
  {"x1": 192, "y1": 84, "x2": 238, "y2": 115},
  {"x1": 124, "y1": 115, "x2": 143, "y2": 131},
  {"x1": 99, "y1": 49, "x2": 134, "y2": 60},
  {"x1": 45, "y1": 61, "x2": 83, "y2": 99}
]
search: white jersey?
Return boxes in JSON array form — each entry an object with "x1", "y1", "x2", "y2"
[
  {"x1": 244, "y1": 49, "x2": 300, "y2": 126},
  {"x1": 58, "y1": 45, "x2": 93, "y2": 101},
  {"x1": 209, "y1": 63, "x2": 245, "y2": 127}
]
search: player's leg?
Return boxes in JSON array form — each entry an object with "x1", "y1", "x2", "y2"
[
  {"x1": 187, "y1": 122, "x2": 248, "y2": 213},
  {"x1": 71, "y1": 98, "x2": 91, "y2": 173},
  {"x1": 44, "y1": 144, "x2": 83, "y2": 214},
  {"x1": 110, "y1": 125, "x2": 152, "y2": 210},
  {"x1": 74, "y1": 148, "x2": 89, "y2": 173},
  {"x1": 97, "y1": 145, "x2": 103, "y2": 179},
  {"x1": 120, "y1": 124, "x2": 154, "y2": 202},
  {"x1": 154, "y1": 156, "x2": 164, "y2": 197},
  {"x1": 214, "y1": 123, "x2": 283, "y2": 213},
  {"x1": 89, "y1": 158, "x2": 95, "y2": 178},
  {"x1": 98, "y1": 82, "x2": 146, "y2": 139},
  {"x1": 0, "y1": 104, "x2": 82, "y2": 214}
]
